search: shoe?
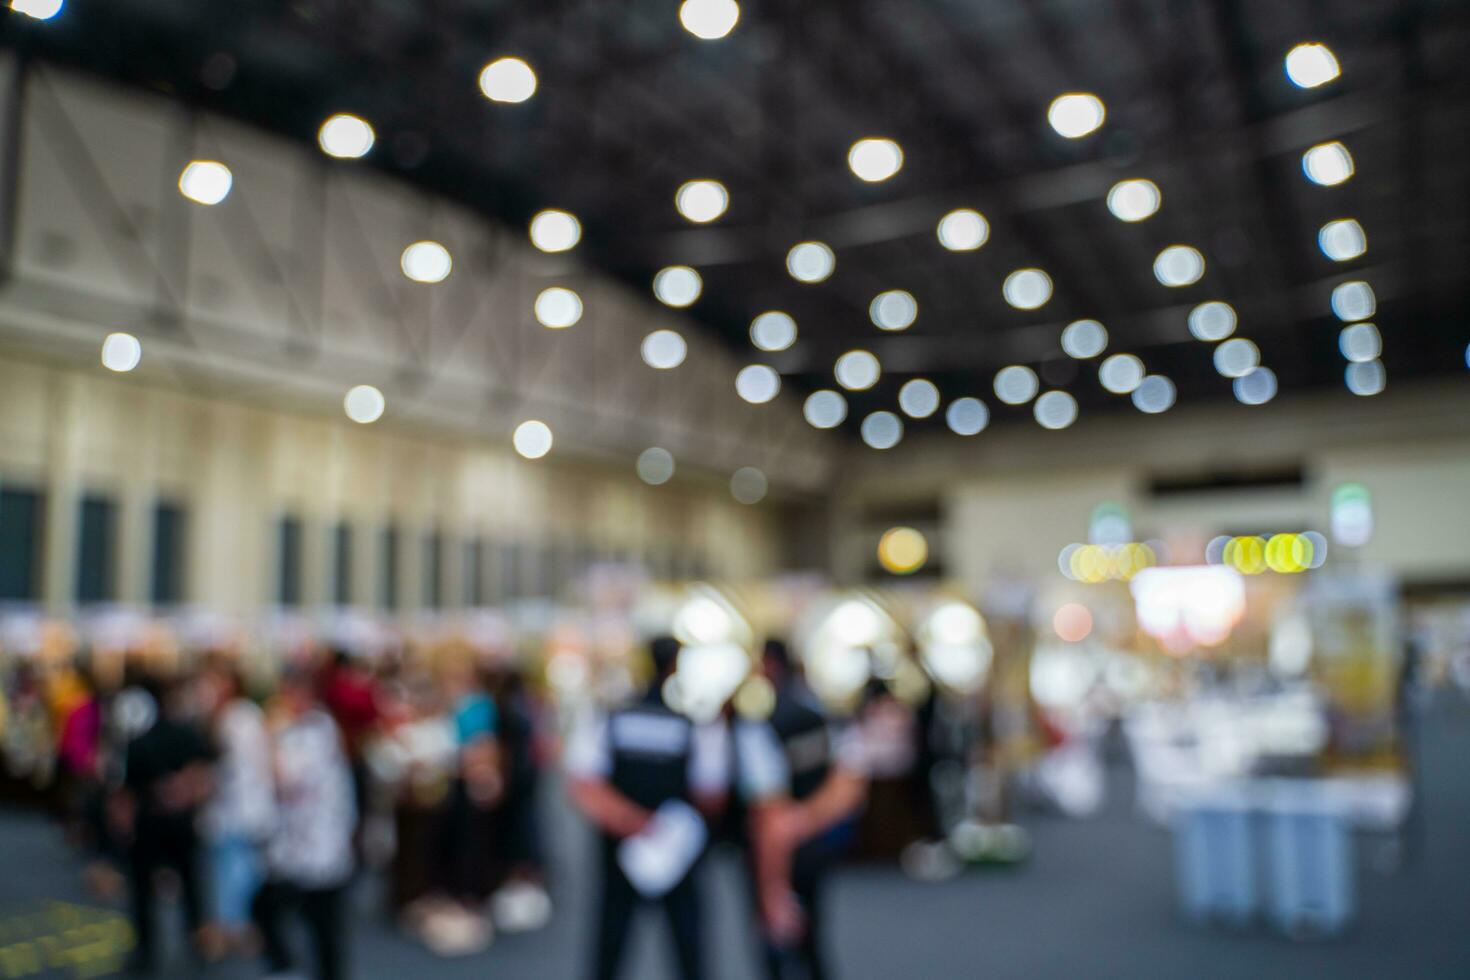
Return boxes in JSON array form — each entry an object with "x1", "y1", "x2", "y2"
[
  {"x1": 491, "y1": 882, "x2": 553, "y2": 934},
  {"x1": 419, "y1": 907, "x2": 493, "y2": 957}
]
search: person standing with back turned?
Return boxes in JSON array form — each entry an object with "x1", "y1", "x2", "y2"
[
  {"x1": 737, "y1": 639, "x2": 869, "y2": 980},
  {"x1": 566, "y1": 635, "x2": 730, "y2": 980}
]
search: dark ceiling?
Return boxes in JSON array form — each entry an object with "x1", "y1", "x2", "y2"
[{"x1": 4, "y1": 0, "x2": 1469, "y2": 435}]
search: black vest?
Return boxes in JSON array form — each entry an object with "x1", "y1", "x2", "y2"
[
  {"x1": 768, "y1": 687, "x2": 832, "y2": 802},
  {"x1": 608, "y1": 690, "x2": 694, "y2": 812}
]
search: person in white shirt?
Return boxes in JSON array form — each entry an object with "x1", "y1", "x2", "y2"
[
  {"x1": 251, "y1": 665, "x2": 357, "y2": 980},
  {"x1": 197, "y1": 659, "x2": 274, "y2": 957}
]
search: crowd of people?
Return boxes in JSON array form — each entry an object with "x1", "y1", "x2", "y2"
[
  {"x1": 1, "y1": 639, "x2": 554, "y2": 979},
  {"x1": 0, "y1": 628, "x2": 1052, "y2": 980}
]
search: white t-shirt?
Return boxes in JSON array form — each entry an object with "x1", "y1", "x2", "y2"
[
  {"x1": 267, "y1": 709, "x2": 357, "y2": 888},
  {"x1": 204, "y1": 699, "x2": 275, "y2": 841}
]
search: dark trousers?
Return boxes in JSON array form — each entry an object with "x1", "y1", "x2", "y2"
[
  {"x1": 764, "y1": 863, "x2": 834, "y2": 980},
  {"x1": 593, "y1": 842, "x2": 702, "y2": 980},
  {"x1": 128, "y1": 823, "x2": 204, "y2": 969},
  {"x1": 251, "y1": 879, "x2": 346, "y2": 980}
]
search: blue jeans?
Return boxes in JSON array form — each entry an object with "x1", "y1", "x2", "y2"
[{"x1": 209, "y1": 835, "x2": 263, "y2": 929}]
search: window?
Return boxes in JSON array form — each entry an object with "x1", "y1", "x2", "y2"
[
  {"x1": 502, "y1": 541, "x2": 521, "y2": 601},
  {"x1": 0, "y1": 487, "x2": 44, "y2": 601},
  {"x1": 424, "y1": 531, "x2": 444, "y2": 609},
  {"x1": 76, "y1": 494, "x2": 117, "y2": 604},
  {"x1": 150, "y1": 500, "x2": 186, "y2": 606},
  {"x1": 277, "y1": 516, "x2": 303, "y2": 608},
  {"x1": 536, "y1": 542, "x2": 557, "y2": 598},
  {"x1": 464, "y1": 538, "x2": 483, "y2": 607},
  {"x1": 381, "y1": 524, "x2": 400, "y2": 610},
  {"x1": 332, "y1": 521, "x2": 353, "y2": 606}
]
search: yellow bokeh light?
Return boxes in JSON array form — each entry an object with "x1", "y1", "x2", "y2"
[
  {"x1": 879, "y1": 527, "x2": 928, "y2": 575},
  {"x1": 1068, "y1": 542, "x2": 1156, "y2": 583},
  {"x1": 1266, "y1": 532, "x2": 1311, "y2": 574},
  {"x1": 1225, "y1": 536, "x2": 1267, "y2": 575}
]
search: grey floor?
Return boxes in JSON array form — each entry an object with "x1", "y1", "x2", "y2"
[{"x1": 5, "y1": 696, "x2": 1470, "y2": 979}]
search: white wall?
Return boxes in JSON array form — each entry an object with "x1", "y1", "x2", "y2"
[
  {"x1": 0, "y1": 357, "x2": 785, "y2": 617},
  {"x1": 831, "y1": 382, "x2": 1470, "y2": 589},
  {"x1": 0, "y1": 57, "x2": 833, "y2": 491}
]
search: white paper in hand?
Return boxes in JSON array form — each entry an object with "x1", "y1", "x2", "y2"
[{"x1": 617, "y1": 800, "x2": 708, "y2": 899}]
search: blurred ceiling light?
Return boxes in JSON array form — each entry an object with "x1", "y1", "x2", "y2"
[
  {"x1": 735, "y1": 364, "x2": 781, "y2": 404},
  {"x1": 528, "y1": 209, "x2": 581, "y2": 252},
  {"x1": 100, "y1": 332, "x2": 141, "y2": 373},
  {"x1": 1153, "y1": 245, "x2": 1204, "y2": 287},
  {"x1": 680, "y1": 0, "x2": 740, "y2": 39},
  {"x1": 899, "y1": 379, "x2": 941, "y2": 418},
  {"x1": 1188, "y1": 301, "x2": 1237, "y2": 341},
  {"x1": 730, "y1": 466, "x2": 767, "y2": 504},
  {"x1": 1233, "y1": 366, "x2": 1278, "y2": 405},
  {"x1": 1099, "y1": 353, "x2": 1145, "y2": 394},
  {"x1": 1303, "y1": 141, "x2": 1354, "y2": 186},
  {"x1": 653, "y1": 265, "x2": 702, "y2": 307},
  {"x1": 870, "y1": 289, "x2": 918, "y2": 331},
  {"x1": 512, "y1": 420, "x2": 553, "y2": 459},
  {"x1": 318, "y1": 113, "x2": 375, "y2": 159},
  {"x1": 861, "y1": 411, "x2": 903, "y2": 450},
  {"x1": 534, "y1": 286, "x2": 582, "y2": 329},
  {"x1": 636, "y1": 447, "x2": 676, "y2": 485},
  {"x1": 803, "y1": 389, "x2": 847, "y2": 429},
  {"x1": 343, "y1": 383, "x2": 385, "y2": 424},
  {"x1": 878, "y1": 527, "x2": 928, "y2": 575},
  {"x1": 1345, "y1": 359, "x2": 1386, "y2": 396},
  {"x1": 1318, "y1": 218, "x2": 1366, "y2": 261},
  {"x1": 1047, "y1": 92, "x2": 1106, "y2": 138},
  {"x1": 1061, "y1": 319, "x2": 1108, "y2": 359},
  {"x1": 1285, "y1": 42, "x2": 1341, "y2": 89},
  {"x1": 1330, "y1": 280, "x2": 1375, "y2": 322},
  {"x1": 848, "y1": 137, "x2": 904, "y2": 182},
  {"x1": 1213, "y1": 337, "x2": 1260, "y2": 378},
  {"x1": 994, "y1": 365, "x2": 1039, "y2": 404},
  {"x1": 1132, "y1": 374, "x2": 1176, "y2": 413},
  {"x1": 1106, "y1": 179, "x2": 1160, "y2": 222},
  {"x1": 641, "y1": 329, "x2": 687, "y2": 369},
  {"x1": 937, "y1": 209, "x2": 989, "y2": 251},
  {"x1": 787, "y1": 241, "x2": 835, "y2": 283},
  {"x1": 750, "y1": 311, "x2": 797, "y2": 351},
  {"x1": 675, "y1": 179, "x2": 729, "y2": 223},
  {"x1": 400, "y1": 241, "x2": 452, "y2": 283},
  {"x1": 945, "y1": 397, "x2": 989, "y2": 436},
  {"x1": 177, "y1": 161, "x2": 232, "y2": 205},
  {"x1": 1033, "y1": 390, "x2": 1078, "y2": 430},
  {"x1": 1053, "y1": 603, "x2": 1093, "y2": 643},
  {"x1": 1003, "y1": 268, "x2": 1052, "y2": 309},
  {"x1": 11, "y1": 0, "x2": 63, "y2": 20},
  {"x1": 478, "y1": 57, "x2": 537, "y2": 103},
  {"x1": 1338, "y1": 322, "x2": 1381, "y2": 362},
  {"x1": 835, "y1": 350, "x2": 880, "y2": 390}
]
